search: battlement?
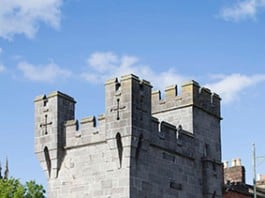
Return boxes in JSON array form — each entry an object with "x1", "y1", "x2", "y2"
[
  {"x1": 34, "y1": 74, "x2": 221, "y2": 154},
  {"x1": 105, "y1": 74, "x2": 152, "y2": 90},
  {"x1": 152, "y1": 80, "x2": 221, "y2": 118},
  {"x1": 62, "y1": 111, "x2": 195, "y2": 160},
  {"x1": 150, "y1": 117, "x2": 195, "y2": 160},
  {"x1": 34, "y1": 91, "x2": 76, "y2": 104},
  {"x1": 64, "y1": 114, "x2": 106, "y2": 149}
]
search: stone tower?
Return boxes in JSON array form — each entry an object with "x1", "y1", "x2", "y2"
[
  {"x1": 34, "y1": 92, "x2": 75, "y2": 179},
  {"x1": 34, "y1": 74, "x2": 223, "y2": 198}
]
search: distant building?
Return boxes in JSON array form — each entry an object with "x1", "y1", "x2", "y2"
[
  {"x1": 223, "y1": 159, "x2": 265, "y2": 198},
  {"x1": 0, "y1": 158, "x2": 9, "y2": 180},
  {"x1": 257, "y1": 174, "x2": 265, "y2": 189}
]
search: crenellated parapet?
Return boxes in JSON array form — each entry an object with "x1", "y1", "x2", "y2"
[
  {"x1": 149, "y1": 117, "x2": 195, "y2": 160},
  {"x1": 34, "y1": 91, "x2": 76, "y2": 179},
  {"x1": 64, "y1": 114, "x2": 106, "y2": 149},
  {"x1": 35, "y1": 75, "x2": 221, "y2": 156},
  {"x1": 63, "y1": 111, "x2": 195, "y2": 161},
  {"x1": 152, "y1": 80, "x2": 221, "y2": 118}
]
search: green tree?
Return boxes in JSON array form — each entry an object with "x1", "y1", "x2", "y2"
[
  {"x1": 0, "y1": 178, "x2": 45, "y2": 198},
  {"x1": 25, "y1": 181, "x2": 45, "y2": 198}
]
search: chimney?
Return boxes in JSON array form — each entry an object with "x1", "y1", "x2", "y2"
[
  {"x1": 236, "y1": 158, "x2": 241, "y2": 166},
  {"x1": 231, "y1": 159, "x2": 237, "y2": 167},
  {"x1": 224, "y1": 158, "x2": 245, "y2": 184},
  {"x1": 257, "y1": 174, "x2": 265, "y2": 189},
  {"x1": 223, "y1": 161, "x2": 229, "y2": 168}
]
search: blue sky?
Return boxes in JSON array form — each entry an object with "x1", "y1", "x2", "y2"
[{"x1": 0, "y1": 0, "x2": 265, "y2": 187}]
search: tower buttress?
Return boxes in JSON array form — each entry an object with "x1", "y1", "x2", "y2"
[
  {"x1": 34, "y1": 91, "x2": 75, "y2": 179},
  {"x1": 105, "y1": 74, "x2": 152, "y2": 169}
]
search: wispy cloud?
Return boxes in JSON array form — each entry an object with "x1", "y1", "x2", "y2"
[
  {"x1": 0, "y1": 0, "x2": 63, "y2": 40},
  {"x1": 0, "y1": 64, "x2": 5, "y2": 72},
  {"x1": 82, "y1": 52, "x2": 189, "y2": 90},
  {"x1": 83, "y1": 52, "x2": 265, "y2": 104},
  {"x1": 0, "y1": 48, "x2": 5, "y2": 72},
  {"x1": 205, "y1": 74, "x2": 265, "y2": 103},
  {"x1": 219, "y1": 0, "x2": 265, "y2": 22},
  {"x1": 17, "y1": 61, "x2": 72, "y2": 83}
]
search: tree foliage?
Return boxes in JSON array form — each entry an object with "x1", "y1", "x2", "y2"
[{"x1": 0, "y1": 178, "x2": 45, "y2": 198}]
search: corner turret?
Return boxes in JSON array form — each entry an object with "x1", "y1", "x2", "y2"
[
  {"x1": 105, "y1": 74, "x2": 152, "y2": 168},
  {"x1": 34, "y1": 91, "x2": 75, "y2": 179},
  {"x1": 152, "y1": 80, "x2": 222, "y2": 197}
]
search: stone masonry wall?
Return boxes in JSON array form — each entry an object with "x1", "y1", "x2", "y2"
[{"x1": 34, "y1": 74, "x2": 222, "y2": 198}]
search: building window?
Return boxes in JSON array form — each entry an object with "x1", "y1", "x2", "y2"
[{"x1": 116, "y1": 133, "x2": 123, "y2": 168}]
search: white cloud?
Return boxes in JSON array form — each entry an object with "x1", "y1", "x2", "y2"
[
  {"x1": 17, "y1": 61, "x2": 72, "y2": 83},
  {"x1": 0, "y1": 0, "x2": 63, "y2": 40},
  {"x1": 0, "y1": 64, "x2": 5, "y2": 72},
  {"x1": 88, "y1": 52, "x2": 119, "y2": 73},
  {"x1": 205, "y1": 74, "x2": 265, "y2": 103},
  {"x1": 83, "y1": 52, "x2": 265, "y2": 104},
  {"x1": 219, "y1": 0, "x2": 265, "y2": 22},
  {"x1": 0, "y1": 48, "x2": 5, "y2": 72},
  {"x1": 82, "y1": 52, "x2": 189, "y2": 91}
]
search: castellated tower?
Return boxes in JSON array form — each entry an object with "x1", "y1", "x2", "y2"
[
  {"x1": 34, "y1": 74, "x2": 222, "y2": 198},
  {"x1": 34, "y1": 92, "x2": 75, "y2": 179}
]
